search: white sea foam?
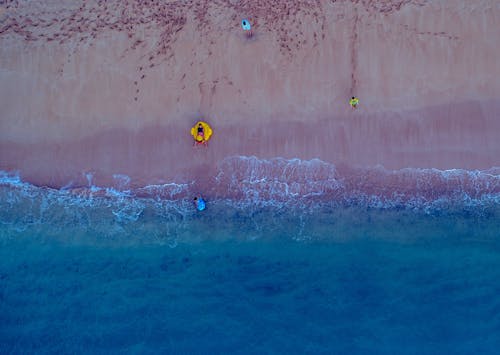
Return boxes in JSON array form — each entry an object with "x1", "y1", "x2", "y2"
[{"x1": 1, "y1": 157, "x2": 499, "y2": 238}]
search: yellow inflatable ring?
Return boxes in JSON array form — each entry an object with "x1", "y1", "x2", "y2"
[{"x1": 191, "y1": 121, "x2": 213, "y2": 143}]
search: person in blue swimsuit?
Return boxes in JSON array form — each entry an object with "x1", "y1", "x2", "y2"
[
  {"x1": 193, "y1": 196, "x2": 206, "y2": 211},
  {"x1": 241, "y1": 18, "x2": 253, "y2": 38}
]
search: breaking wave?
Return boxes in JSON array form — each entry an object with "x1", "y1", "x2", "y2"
[
  {"x1": 1, "y1": 156, "x2": 499, "y2": 242},
  {"x1": 214, "y1": 156, "x2": 500, "y2": 208}
]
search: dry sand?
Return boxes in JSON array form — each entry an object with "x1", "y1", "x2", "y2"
[{"x1": 1, "y1": 0, "x2": 499, "y2": 188}]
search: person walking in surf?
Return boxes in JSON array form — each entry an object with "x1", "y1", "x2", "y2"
[{"x1": 193, "y1": 196, "x2": 206, "y2": 211}]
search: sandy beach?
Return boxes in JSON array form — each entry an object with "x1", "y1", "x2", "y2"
[{"x1": 1, "y1": 0, "x2": 499, "y2": 188}]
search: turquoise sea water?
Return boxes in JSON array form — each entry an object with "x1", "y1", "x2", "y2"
[{"x1": 1, "y1": 161, "x2": 500, "y2": 353}]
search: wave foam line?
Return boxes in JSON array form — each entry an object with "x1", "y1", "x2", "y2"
[
  {"x1": 1, "y1": 157, "x2": 500, "y2": 219},
  {"x1": 213, "y1": 156, "x2": 500, "y2": 207}
]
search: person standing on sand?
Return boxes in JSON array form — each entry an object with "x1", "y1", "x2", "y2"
[
  {"x1": 349, "y1": 96, "x2": 359, "y2": 108},
  {"x1": 241, "y1": 18, "x2": 253, "y2": 38},
  {"x1": 196, "y1": 123, "x2": 204, "y2": 140},
  {"x1": 193, "y1": 123, "x2": 206, "y2": 147}
]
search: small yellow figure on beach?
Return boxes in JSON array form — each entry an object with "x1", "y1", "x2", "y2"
[
  {"x1": 349, "y1": 96, "x2": 359, "y2": 109},
  {"x1": 191, "y1": 121, "x2": 213, "y2": 147}
]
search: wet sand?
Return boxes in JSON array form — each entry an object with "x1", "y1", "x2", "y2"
[{"x1": 1, "y1": 0, "x2": 499, "y2": 187}]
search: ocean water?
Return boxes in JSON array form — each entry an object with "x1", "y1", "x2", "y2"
[{"x1": 1, "y1": 158, "x2": 500, "y2": 354}]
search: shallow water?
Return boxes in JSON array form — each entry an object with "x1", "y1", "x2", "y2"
[
  {"x1": 2, "y1": 212, "x2": 500, "y2": 353},
  {"x1": 1, "y1": 164, "x2": 500, "y2": 353}
]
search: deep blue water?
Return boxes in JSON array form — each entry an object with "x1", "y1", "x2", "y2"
[
  {"x1": 2, "y1": 208, "x2": 500, "y2": 354},
  {"x1": 1, "y1": 166, "x2": 500, "y2": 353}
]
